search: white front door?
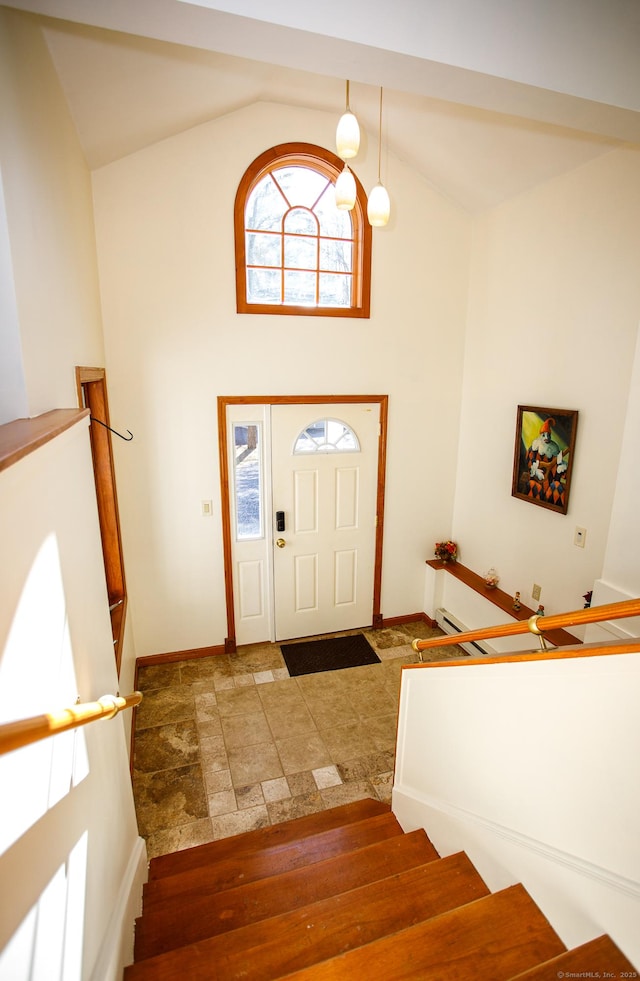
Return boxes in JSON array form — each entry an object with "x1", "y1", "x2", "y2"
[{"x1": 271, "y1": 402, "x2": 380, "y2": 641}]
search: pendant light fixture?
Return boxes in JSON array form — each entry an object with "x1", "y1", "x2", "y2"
[
  {"x1": 335, "y1": 163, "x2": 356, "y2": 210},
  {"x1": 367, "y1": 87, "x2": 391, "y2": 227},
  {"x1": 336, "y1": 80, "x2": 360, "y2": 160}
]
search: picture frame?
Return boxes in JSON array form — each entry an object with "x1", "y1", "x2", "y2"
[{"x1": 511, "y1": 405, "x2": 578, "y2": 514}]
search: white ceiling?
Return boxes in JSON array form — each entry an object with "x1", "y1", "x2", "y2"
[{"x1": 6, "y1": 0, "x2": 640, "y2": 212}]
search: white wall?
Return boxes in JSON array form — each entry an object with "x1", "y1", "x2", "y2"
[
  {"x1": 0, "y1": 14, "x2": 145, "y2": 974},
  {"x1": 393, "y1": 651, "x2": 640, "y2": 966},
  {"x1": 0, "y1": 173, "x2": 28, "y2": 426},
  {"x1": 0, "y1": 6, "x2": 138, "y2": 691},
  {"x1": 448, "y1": 147, "x2": 640, "y2": 630},
  {"x1": 598, "y1": 321, "x2": 640, "y2": 596},
  {"x1": 0, "y1": 8, "x2": 106, "y2": 417},
  {"x1": 0, "y1": 420, "x2": 146, "y2": 980},
  {"x1": 92, "y1": 101, "x2": 471, "y2": 657},
  {"x1": 583, "y1": 323, "x2": 640, "y2": 642}
]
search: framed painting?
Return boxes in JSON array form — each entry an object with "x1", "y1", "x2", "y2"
[{"x1": 511, "y1": 405, "x2": 578, "y2": 514}]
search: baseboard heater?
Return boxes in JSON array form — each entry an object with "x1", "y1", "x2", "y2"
[{"x1": 435, "y1": 608, "x2": 497, "y2": 657}]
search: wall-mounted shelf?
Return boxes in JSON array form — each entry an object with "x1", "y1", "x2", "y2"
[{"x1": 426, "y1": 559, "x2": 581, "y2": 647}]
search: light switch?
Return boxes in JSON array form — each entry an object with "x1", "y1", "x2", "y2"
[{"x1": 574, "y1": 526, "x2": 586, "y2": 548}]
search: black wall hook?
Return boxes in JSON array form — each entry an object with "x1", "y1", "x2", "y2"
[{"x1": 90, "y1": 417, "x2": 134, "y2": 441}]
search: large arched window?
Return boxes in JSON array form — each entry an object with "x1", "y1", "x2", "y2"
[{"x1": 234, "y1": 143, "x2": 371, "y2": 318}]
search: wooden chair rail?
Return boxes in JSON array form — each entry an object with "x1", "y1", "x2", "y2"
[
  {"x1": 412, "y1": 597, "x2": 640, "y2": 656},
  {"x1": 0, "y1": 692, "x2": 142, "y2": 756},
  {"x1": 0, "y1": 409, "x2": 89, "y2": 473}
]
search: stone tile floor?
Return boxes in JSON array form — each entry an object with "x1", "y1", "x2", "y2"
[{"x1": 132, "y1": 622, "x2": 463, "y2": 859}]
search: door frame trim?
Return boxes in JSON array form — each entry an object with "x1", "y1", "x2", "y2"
[
  {"x1": 218, "y1": 394, "x2": 389, "y2": 652},
  {"x1": 76, "y1": 366, "x2": 128, "y2": 676}
]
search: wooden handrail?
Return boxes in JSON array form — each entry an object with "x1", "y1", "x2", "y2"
[
  {"x1": 0, "y1": 692, "x2": 142, "y2": 756},
  {"x1": 412, "y1": 598, "x2": 640, "y2": 657}
]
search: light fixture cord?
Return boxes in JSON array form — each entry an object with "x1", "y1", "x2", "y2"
[
  {"x1": 345, "y1": 79, "x2": 350, "y2": 112},
  {"x1": 377, "y1": 87, "x2": 383, "y2": 183}
]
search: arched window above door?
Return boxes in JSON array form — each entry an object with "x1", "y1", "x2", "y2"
[
  {"x1": 234, "y1": 143, "x2": 372, "y2": 318},
  {"x1": 293, "y1": 418, "x2": 360, "y2": 454}
]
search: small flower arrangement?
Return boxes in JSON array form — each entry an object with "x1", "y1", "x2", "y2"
[{"x1": 435, "y1": 540, "x2": 457, "y2": 563}]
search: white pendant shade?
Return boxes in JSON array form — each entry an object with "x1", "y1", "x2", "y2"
[
  {"x1": 336, "y1": 110, "x2": 360, "y2": 160},
  {"x1": 335, "y1": 165, "x2": 356, "y2": 210},
  {"x1": 367, "y1": 181, "x2": 390, "y2": 226}
]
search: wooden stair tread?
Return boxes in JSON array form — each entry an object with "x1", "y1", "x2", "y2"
[
  {"x1": 130, "y1": 805, "x2": 632, "y2": 980},
  {"x1": 125, "y1": 851, "x2": 490, "y2": 980},
  {"x1": 148, "y1": 797, "x2": 389, "y2": 880},
  {"x1": 133, "y1": 827, "x2": 439, "y2": 961},
  {"x1": 509, "y1": 933, "x2": 637, "y2": 978},
  {"x1": 143, "y1": 810, "x2": 404, "y2": 908},
  {"x1": 274, "y1": 884, "x2": 566, "y2": 980}
]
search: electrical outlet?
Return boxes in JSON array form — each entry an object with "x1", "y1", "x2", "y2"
[
  {"x1": 574, "y1": 526, "x2": 587, "y2": 548},
  {"x1": 532, "y1": 583, "x2": 541, "y2": 601}
]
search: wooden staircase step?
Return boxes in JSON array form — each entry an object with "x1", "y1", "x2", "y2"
[
  {"x1": 274, "y1": 884, "x2": 566, "y2": 980},
  {"x1": 133, "y1": 827, "x2": 439, "y2": 961},
  {"x1": 125, "y1": 851, "x2": 489, "y2": 980},
  {"x1": 143, "y1": 810, "x2": 405, "y2": 909},
  {"x1": 509, "y1": 933, "x2": 637, "y2": 978},
  {"x1": 148, "y1": 797, "x2": 389, "y2": 881}
]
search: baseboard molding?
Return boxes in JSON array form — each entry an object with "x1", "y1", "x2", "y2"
[
  {"x1": 392, "y1": 785, "x2": 640, "y2": 900},
  {"x1": 381, "y1": 612, "x2": 435, "y2": 628},
  {"x1": 135, "y1": 644, "x2": 226, "y2": 675},
  {"x1": 134, "y1": 614, "x2": 435, "y2": 677},
  {"x1": 134, "y1": 619, "x2": 433, "y2": 681},
  {"x1": 90, "y1": 835, "x2": 147, "y2": 981}
]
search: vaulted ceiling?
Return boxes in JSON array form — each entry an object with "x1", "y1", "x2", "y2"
[{"x1": 5, "y1": 0, "x2": 640, "y2": 211}]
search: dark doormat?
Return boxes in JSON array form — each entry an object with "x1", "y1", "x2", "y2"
[{"x1": 282, "y1": 633, "x2": 380, "y2": 677}]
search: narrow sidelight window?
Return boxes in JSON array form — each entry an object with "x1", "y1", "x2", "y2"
[{"x1": 233, "y1": 422, "x2": 263, "y2": 540}]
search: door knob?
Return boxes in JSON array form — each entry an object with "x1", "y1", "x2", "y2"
[{"x1": 276, "y1": 538, "x2": 286, "y2": 548}]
